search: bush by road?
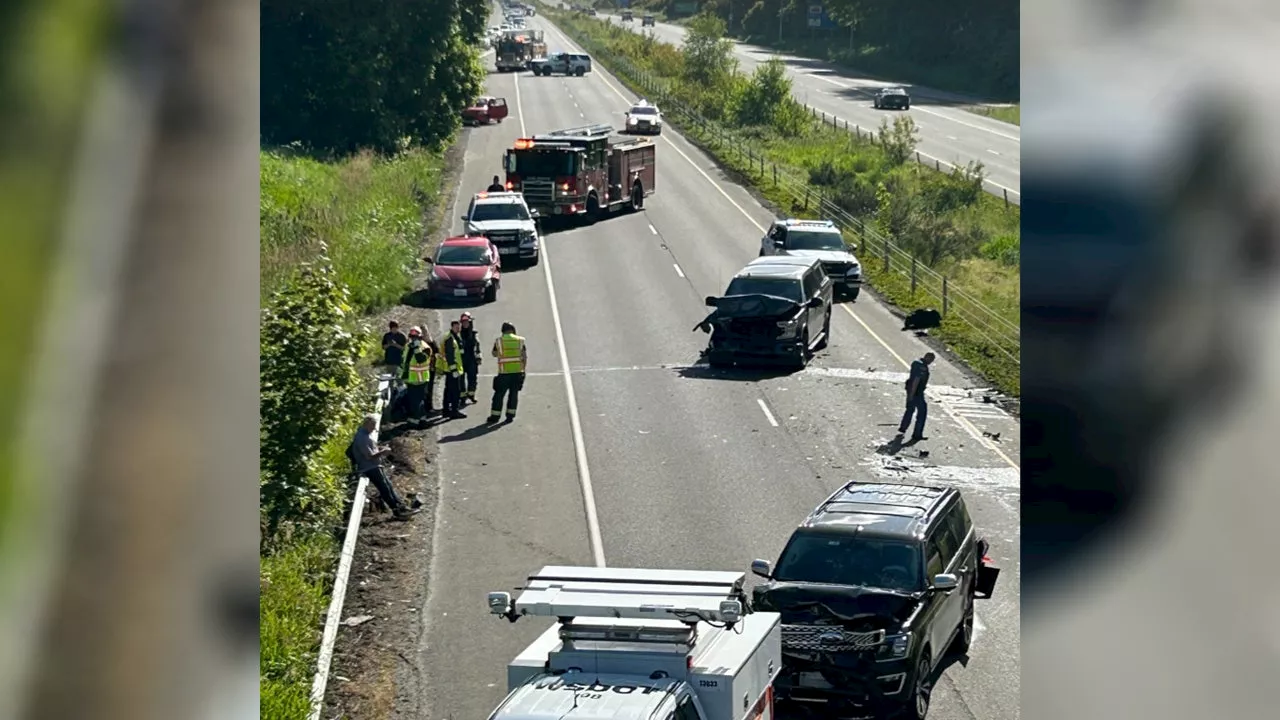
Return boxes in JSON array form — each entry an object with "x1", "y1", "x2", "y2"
[{"x1": 259, "y1": 147, "x2": 452, "y2": 717}]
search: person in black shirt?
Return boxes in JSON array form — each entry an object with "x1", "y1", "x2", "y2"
[
  {"x1": 486, "y1": 175, "x2": 505, "y2": 193},
  {"x1": 382, "y1": 321, "x2": 408, "y2": 366},
  {"x1": 458, "y1": 312, "x2": 481, "y2": 404},
  {"x1": 898, "y1": 352, "x2": 935, "y2": 441}
]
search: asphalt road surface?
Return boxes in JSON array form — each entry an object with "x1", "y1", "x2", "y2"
[
  {"x1": 416, "y1": 15, "x2": 1021, "y2": 720},
  {"x1": 591, "y1": 11, "x2": 1021, "y2": 205}
]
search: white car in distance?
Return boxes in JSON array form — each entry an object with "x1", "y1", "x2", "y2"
[{"x1": 625, "y1": 100, "x2": 662, "y2": 135}]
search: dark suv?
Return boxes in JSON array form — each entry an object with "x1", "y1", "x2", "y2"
[
  {"x1": 750, "y1": 482, "x2": 1000, "y2": 719},
  {"x1": 695, "y1": 255, "x2": 833, "y2": 369}
]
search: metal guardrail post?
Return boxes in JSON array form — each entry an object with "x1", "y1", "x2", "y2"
[
  {"x1": 943, "y1": 276, "x2": 949, "y2": 316},
  {"x1": 882, "y1": 238, "x2": 890, "y2": 272},
  {"x1": 911, "y1": 256, "x2": 918, "y2": 296}
]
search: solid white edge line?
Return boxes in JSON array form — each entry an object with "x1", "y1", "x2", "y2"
[
  {"x1": 515, "y1": 68, "x2": 608, "y2": 568},
  {"x1": 672, "y1": 263, "x2": 685, "y2": 278},
  {"x1": 546, "y1": 18, "x2": 1023, "y2": 471},
  {"x1": 308, "y1": 378, "x2": 390, "y2": 720},
  {"x1": 756, "y1": 398, "x2": 780, "y2": 427}
]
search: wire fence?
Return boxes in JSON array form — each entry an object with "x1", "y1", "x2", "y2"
[{"x1": 564, "y1": 30, "x2": 1021, "y2": 366}]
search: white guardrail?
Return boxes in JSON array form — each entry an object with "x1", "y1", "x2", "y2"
[{"x1": 307, "y1": 374, "x2": 394, "y2": 720}]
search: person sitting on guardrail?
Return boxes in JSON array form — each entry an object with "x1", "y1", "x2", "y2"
[{"x1": 348, "y1": 414, "x2": 421, "y2": 519}]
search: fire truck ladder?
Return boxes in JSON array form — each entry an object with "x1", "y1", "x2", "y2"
[
  {"x1": 543, "y1": 123, "x2": 615, "y2": 139},
  {"x1": 486, "y1": 565, "x2": 751, "y2": 632}
]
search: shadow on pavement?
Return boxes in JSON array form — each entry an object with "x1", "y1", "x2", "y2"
[
  {"x1": 438, "y1": 418, "x2": 507, "y2": 443},
  {"x1": 675, "y1": 361, "x2": 797, "y2": 383}
]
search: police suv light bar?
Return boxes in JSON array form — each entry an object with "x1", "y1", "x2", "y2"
[{"x1": 487, "y1": 565, "x2": 750, "y2": 628}]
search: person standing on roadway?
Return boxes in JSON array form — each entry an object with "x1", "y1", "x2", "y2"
[
  {"x1": 442, "y1": 320, "x2": 467, "y2": 419},
  {"x1": 459, "y1": 311, "x2": 481, "y2": 405},
  {"x1": 897, "y1": 352, "x2": 935, "y2": 441},
  {"x1": 401, "y1": 343, "x2": 433, "y2": 420},
  {"x1": 488, "y1": 322, "x2": 527, "y2": 423},
  {"x1": 486, "y1": 175, "x2": 505, "y2": 193},
  {"x1": 349, "y1": 414, "x2": 420, "y2": 519},
  {"x1": 426, "y1": 338, "x2": 446, "y2": 416}
]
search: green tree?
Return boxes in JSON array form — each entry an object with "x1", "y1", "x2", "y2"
[
  {"x1": 877, "y1": 116, "x2": 920, "y2": 166},
  {"x1": 262, "y1": 0, "x2": 487, "y2": 154},
  {"x1": 735, "y1": 58, "x2": 804, "y2": 134},
  {"x1": 259, "y1": 249, "x2": 367, "y2": 537},
  {"x1": 681, "y1": 12, "x2": 737, "y2": 89}
]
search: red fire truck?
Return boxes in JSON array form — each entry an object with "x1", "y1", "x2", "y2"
[{"x1": 502, "y1": 123, "x2": 656, "y2": 221}]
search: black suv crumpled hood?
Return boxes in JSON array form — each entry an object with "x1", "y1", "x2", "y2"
[
  {"x1": 754, "y1": 582, "x2": 920, "y2": 628},
  {"x1": 694, "y1": 294, "x2": 800, "y2": 332}
]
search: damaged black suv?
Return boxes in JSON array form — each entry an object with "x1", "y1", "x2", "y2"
[
  {"x1": 695, "y1": 255, "x2": 832, "y2": 369},
  {"x1": 750, "y1": 482, "x2": 1000, "y2": 719}
]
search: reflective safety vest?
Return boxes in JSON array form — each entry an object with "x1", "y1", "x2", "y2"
[
  {"x1": 445, "y1": 334, "x2": 464, "y2": 371},
  {"x1": 433, "y1": 350, "x2": 449, "y2": 374},
  {"x1": 496, "y1": 333, "x2": 526, "y2": 374},
  {"x1": 406, "y1": 355, "x2": 431, "y2": 385}
]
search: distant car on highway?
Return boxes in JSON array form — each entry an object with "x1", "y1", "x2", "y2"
[
  {"x1": 873, "y1": 86, "x2": 911, "y2": 110},
  {"x1": 760, "y1": 218, "x2": 862, "y2": 300},
  {"x1": 642, "y1": 14, "x2": 656, "y2": 26},
  {"x1": 427, "y1": 236, "x2": 502, "y2": 303},
  {"x1": 621, "y1": 9, "x2": 633, "y2": 21},
  {"x1": 696, "y1": 255, "x2": 833, "y2": 369},
  {"x1": 624, "y1": 99, "x2": 663, "y2": 135}
]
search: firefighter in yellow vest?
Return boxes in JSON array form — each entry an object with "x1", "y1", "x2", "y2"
[
  {"x1": 400, "y1": 328, "x2": 433, "y2": 420},
  {"x1": 428, "y1": 338, "x2": 449, "y2": 415},
  {"x1": 441, "y1": 320, "x2": 467, "y2": 419},
  {"x1": 488, "y1": 322, "x2": 528, "y2": 423}
]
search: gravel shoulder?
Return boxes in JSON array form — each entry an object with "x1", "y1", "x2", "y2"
[{"x1": 320, "y1": 133, "x2": 470, "y2": 720}]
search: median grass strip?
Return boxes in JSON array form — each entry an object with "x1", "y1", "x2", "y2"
[
  {"x1": 971, "y1": 104, "x2": 1020, "y2": 126},
  {"x1": 259, "y1": 145, "x2": 449, "y2": 719},
  {"x1": 549, "y1": 11, "x2": 1020, "y2": 395}
]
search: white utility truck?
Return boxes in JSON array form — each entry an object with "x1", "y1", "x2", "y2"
[{"x1": 485, "y1": 566, "x2": 783, "y2": 720}]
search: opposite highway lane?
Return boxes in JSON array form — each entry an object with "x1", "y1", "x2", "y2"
[
  {"x1": 590, "y1": 10, "x2": 1021, "y2": 204},
  {"x1": 414, "y1": 12, "x2": 1021, "y2": 720}
]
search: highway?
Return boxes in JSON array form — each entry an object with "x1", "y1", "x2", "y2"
[
  {"x1": 416, "y1": 13, "x2": 1021, "y2": 720},
  {"x1": 589, "y1": 11, "x2": 1021, "y2": 204}
]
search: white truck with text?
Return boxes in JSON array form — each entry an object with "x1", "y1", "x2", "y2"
[{"x1": 484, "y1": 566, "x2": 783, "y2": 720}]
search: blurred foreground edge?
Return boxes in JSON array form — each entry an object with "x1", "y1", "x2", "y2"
[{"x1": 4, "y1": 1, "x2": 259, "y2": 719}]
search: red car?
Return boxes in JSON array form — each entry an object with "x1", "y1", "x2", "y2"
[
  {"x1": 462, "y1": 96, "x2": 509, "y2": 126},
  {"x1": 427, "y1": 236, "x2": 502, "y2": 303}
]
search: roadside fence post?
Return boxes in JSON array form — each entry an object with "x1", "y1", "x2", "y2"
[
  {"x1": 1004, "y1": 189, "x2": 1009, "y2": 207},
  {"x1": 911, "y1": 257, "x2": 918, "y2": 296},
  {"x1": 882, "y1": 239, "x2": 889, "y2": 273},
  {"x1": 804, "y1": 186, "x2": 810, "y2": 211},
  {"x1": 942, "y1": 277, "x2": 949, "y2": 316},
  {"x1": 773, "y1": 164, "x2": 778, "y2": 186}
]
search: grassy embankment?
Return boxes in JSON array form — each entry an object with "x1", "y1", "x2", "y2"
[
  {"x1": 972, "y1": 105, "x2": 1020, "y2": 126},
  {"x1": 551, "y1": 11, "x2": 1020, "y2": 394},
  {"x1": 259, "y1": 147, "x2": 446, "y2": 718}
]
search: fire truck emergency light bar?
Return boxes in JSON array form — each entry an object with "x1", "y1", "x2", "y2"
[{"x1": 487, "y1": 565, "x2": 750, "y2": 628}]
